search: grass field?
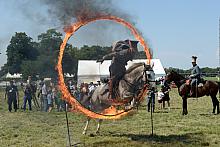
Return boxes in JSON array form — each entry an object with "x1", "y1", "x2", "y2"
[{"x1": 0, "y1": 87, "x2": 220, "y2": 147}]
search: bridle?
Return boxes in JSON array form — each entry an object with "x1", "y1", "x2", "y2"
[{"x1": 122, "y1": 64, "x2": 154, "y2": 92}]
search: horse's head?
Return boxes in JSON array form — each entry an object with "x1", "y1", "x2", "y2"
[
  {"x1": 130, "y1": 63, "x2": 155, "y2": 88},
  {"x1": 165, "y1": 70, "x2": 185, "y2": 86},
  {"x1": 143, "y1": 64, "x2": 155, "y2": 84},
  {"x1": 165, "y1": 70, "x2": 175, "y2": 84},
  {"x1": 122, "y1": 62, "x2": 155, "y2": 98}
]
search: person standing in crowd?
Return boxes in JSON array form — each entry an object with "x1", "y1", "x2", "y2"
[
  {"x1": 55, "y1": 87, "x2": 65, "y2": 112},
  {"x1": 147, "y1": 87, "x2": 156, "y2": 112},
  {"x1": 42, "y1": 80, "x2": 48, "y2": 112},
  {"x1": 37, "y1": 78, "x2": 44, "y2": 111},
  {"x1": 47, "y1": 83, "x2": 53, "y2": 112},
  {"x1": 23, "y1": 82, "x2": 32, "y2": 111},
  {"x1": 5, "y1": 80, "x2": 19, "y2": 112},
  {"x1": 161, "y1": 84, "x2": 171, "y2": 110},
  {"x1": 67, "y1": 80, "x2": 77, "y2": 96},
  {"x1": 88, "y1": 82, "x2": 96, "y2": 97},
  {"x1": 157, "y1": 87, "x2": 165, "y2": 109}
]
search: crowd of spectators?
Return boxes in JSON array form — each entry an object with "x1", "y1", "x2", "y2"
[{"x1": 4, "y1": 76, "x2": 102, "y2": 113}]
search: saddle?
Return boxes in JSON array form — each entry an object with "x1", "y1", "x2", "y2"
[
  {"x1": 100, "y1": 81, "x2": 120, "y2": 99},
  {"x1": 185, "y1": 78, "x2": 206, "y2": 87}
]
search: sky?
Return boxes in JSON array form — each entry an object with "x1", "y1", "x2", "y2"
[{"x1": 0, "y1": 0, "x2": 219, "y2": 69}]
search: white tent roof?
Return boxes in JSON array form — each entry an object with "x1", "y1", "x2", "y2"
[
  {"x1": 6, "y1": 72, "x2": 22, "y2": 79},
  {"x1": 78, "y1": 59, "x2": 166, "y2": 77}
]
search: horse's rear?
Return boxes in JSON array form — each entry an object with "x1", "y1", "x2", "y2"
[{"x1": 180, "y1": 80, "x2": 220, "y2": 114}]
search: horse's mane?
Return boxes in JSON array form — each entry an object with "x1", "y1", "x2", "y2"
[
  {"x1": 126, "y1": 62, "x2": 145, "y2": 74},
  {"x1": 171, "y1": 70, "x2": 185, "y2": 79}
]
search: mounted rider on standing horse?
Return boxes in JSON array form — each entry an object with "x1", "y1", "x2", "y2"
[
  {"x1": 188, "y1": 56, "x2": 202, "y2": 97},
  {"x1": 97, "y1": 39, "x2": 139, "y2": 99}
]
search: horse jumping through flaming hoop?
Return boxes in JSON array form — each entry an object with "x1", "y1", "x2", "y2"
[{"x1": 79, "y1": 40, "x2": 155, "y2": 135}]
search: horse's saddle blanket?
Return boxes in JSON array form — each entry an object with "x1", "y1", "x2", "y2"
[{"x1": 198, "y1": 83, "x2": 203, "y2": 87}]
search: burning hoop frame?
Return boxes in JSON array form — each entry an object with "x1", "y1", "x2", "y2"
[{"x1": 57, "y1": 15, "x2": 152, "y2": 119}]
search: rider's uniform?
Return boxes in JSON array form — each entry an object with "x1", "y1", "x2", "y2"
[
  {"x1": 189, "y1": 64, "x2": 201, "y2": 86},
  {"x1": 97, "y1": 40, "x2": 138, "y2": 98}
]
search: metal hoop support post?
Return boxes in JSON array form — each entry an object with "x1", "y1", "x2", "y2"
[
  {"x1": 65, "y1": 103, "x2": 72, "y2": 147},
  {"x1": 150, "y1": 92, "x2": 154, "y2": 136}
]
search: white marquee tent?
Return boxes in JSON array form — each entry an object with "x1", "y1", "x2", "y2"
[
  {"x1": 5, "y1": 72, "x2": 22, "y2": 79},
  {"x1": 77, "y1": 59, "x2": 166, "y2": 84}
]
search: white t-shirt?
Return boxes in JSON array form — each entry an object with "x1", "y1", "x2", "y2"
[
  {"x1": 42, "y1": 84, "x2": 47, "y2": 95},
  {"x1": 157, "y1": 91, "x2": 164, "y2": 100},
  {"x1": 89, "y1": 85, "x2": 95, "y2": 93}
]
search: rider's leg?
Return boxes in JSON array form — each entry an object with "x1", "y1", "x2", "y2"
[{"x1": 190, "y1": 79, "x2": 196, "y2": 96}]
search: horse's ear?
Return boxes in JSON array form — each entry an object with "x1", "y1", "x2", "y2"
[
  {"x1": 144, "y1": 63, "x2": 151, "y2": 71},
  {"x1": 151, "y1": 62, "x2": 154, "y2": 68}
]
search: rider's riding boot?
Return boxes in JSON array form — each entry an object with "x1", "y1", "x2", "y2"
[
  {"x1": 109, "y1": 79, "x2": 114, "y2": 99},
  {"x1": 190, "y1": 87, "x2": 194, "y2": 97}
]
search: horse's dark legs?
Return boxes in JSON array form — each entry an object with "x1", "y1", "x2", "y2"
[
  {"x1": 182, "y1": 97, "x2": 188, "y2": 115},
  {"x1": 211, "y1": 96, "x2": 220, "y2": 114},
  {"x1": 211, "y1": 96, "x2": 216, "y2": 114}
]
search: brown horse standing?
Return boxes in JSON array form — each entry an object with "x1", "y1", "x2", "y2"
[{"x1": 165, "y1": 71, "x2": 220, "y2": 115}]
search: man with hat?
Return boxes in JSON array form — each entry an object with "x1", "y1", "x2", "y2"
[
  {"x1": 97, "y1": 39, "x2": 139, "y2": 99},
  {"x1": 5, "y1": 80, "x2": 19, "y2": 112},
  {"x1": 189, "y1": 56, "x2": 201, "y2": 96}
]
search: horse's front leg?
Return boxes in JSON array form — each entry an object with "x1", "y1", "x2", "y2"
[
  {"x1": 95, "y1": 119, "x2": 103, "y2": 134},
  {"x1": 182, "y1": 97, "x2": 188, "y2": 115},
  {"x1": 83, "y1": 117, "x2": 91, "y2": 135}
]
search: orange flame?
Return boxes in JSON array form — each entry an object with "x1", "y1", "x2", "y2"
[{"x1": 57, "y1": 15, "x2": 151, "y2": 120}]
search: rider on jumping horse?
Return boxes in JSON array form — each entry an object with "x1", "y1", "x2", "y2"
[
  {"x1": 97, "y1": 39, "x2": 139, "y2": 99},
  {"x1": 188, "y1": 56, "x2": 201, "y2": 96}
]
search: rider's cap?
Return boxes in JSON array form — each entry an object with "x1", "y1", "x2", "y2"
[{"x1": 192, "y1": 56, "x2": 197, "y2": 63}]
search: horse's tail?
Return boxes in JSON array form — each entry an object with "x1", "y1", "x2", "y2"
[{"x1": 218, "y1": 81, "x2": 220, "y2": 100}]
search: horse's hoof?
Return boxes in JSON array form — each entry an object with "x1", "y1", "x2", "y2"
[
  {"x1": 95, "y1": 131, "x2": 100, "y2": 135},
  {"x1": 82, "y1": 131, "x2": 86, "y2": 135}
]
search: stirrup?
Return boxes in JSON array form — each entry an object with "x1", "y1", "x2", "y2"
[{"x1": 123, "y1": 92, "x2": 133, "y2": 99}]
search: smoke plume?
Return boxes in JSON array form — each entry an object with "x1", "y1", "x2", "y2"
[{"x1": 42, "y1": 0, "x2": 133, "y2": 26}]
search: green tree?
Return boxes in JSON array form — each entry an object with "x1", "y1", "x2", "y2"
[
  {"x1": 76, "y1": 45, "x2": 111, "y2": 60},
  {"x1": 62, "y1": 45, "x2": 78, "y2": 75},
  {"x1": 6, "y1": 32, "x2": 38, "y2": 73},
  {"x1": 35, "y1": 29, "x2": 63, "y2": 79}
]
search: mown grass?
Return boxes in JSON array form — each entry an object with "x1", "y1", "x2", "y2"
[
  {"x1": 204, "y1": 76, "x2": 219, "y2": 81},
  {"x1": 0, "y1": 87, "x2": 220, "y2": 147}
]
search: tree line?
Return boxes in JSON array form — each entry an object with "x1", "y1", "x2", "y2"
[
  {"x1": 0, "y1": 29, "x2": 146, "y2": 80},
  {"x1": 165, "y1": 67, "x2": 220, "y2": 77}
]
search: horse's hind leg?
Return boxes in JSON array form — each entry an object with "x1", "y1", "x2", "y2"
[
  {"x1": 182, "y1": 97, "x2": 188, "y2": 115},
  {"x1": 95, "y1": 119, "x2": 103, "y2": 134},
  {"x1": 214, "y1": 96, "x2": 220, "y2": 114},
  {"x1": 83, "y1": 117, "x2": 91, "y2": 135},
  {"x1": 211, "y1": 96, "x2": 217, "y2": 114}
]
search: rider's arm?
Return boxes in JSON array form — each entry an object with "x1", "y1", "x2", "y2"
[
  {"x1": 102, "y1": 52, "x2": 116, "y2": 60},
  {"x1": 190, "y1": 66, "x2": 201, "y2": 78}
]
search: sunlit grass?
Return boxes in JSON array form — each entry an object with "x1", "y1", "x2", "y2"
[{"x1": 0, "y1": 88, "x2": 220, "y2": 146}]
